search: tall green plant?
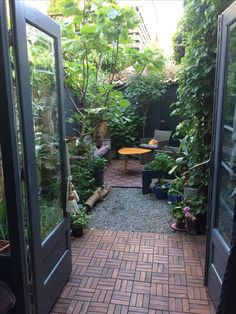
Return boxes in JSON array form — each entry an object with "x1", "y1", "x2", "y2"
[
  {"x1": 124, "y1": 73, "x2": 166, "y2": 137},
  {"x1": 172, "y1": 0, "x2": 233, "y2": 190},
  {"x1": 49, "y1": 0, "x2": 165, "y2": 141},
  {"x1": 0, "y1": 201, "x2": 8, "y2": 240}
]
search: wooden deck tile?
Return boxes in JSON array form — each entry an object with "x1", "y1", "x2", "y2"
[{"x1": 51, "y1": 230, "x2": 214, "y2": 314}]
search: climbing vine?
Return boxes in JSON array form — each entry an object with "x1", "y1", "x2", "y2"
[{"x1": 172, "y1": 0, "x2": 233, "y2": 188}]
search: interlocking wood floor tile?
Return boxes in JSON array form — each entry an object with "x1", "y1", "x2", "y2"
[{"x1": 51, "y1": 230, "x2": 215, "y2": 314}]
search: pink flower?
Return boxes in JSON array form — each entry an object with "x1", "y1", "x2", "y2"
[{"x1": 183, "y1": 206, "x2": 190, "y2": 214}]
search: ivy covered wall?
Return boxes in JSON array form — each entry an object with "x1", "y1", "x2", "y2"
[{"x1": 172, "y1": 0, "x2": 234, "y2": 189}]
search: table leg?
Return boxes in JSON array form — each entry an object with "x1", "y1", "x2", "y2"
[{"x1": 124, "y1": 157, "x2": 128, "y2": 174}]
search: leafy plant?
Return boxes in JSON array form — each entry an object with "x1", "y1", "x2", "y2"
[
  {"x1": 124, "y1": 73, "x2": 166, "y2": 137},
  {"x1": 49, "y1": 0, "x2": 165, "y2": 144},
  {"x1": 71, "y1": 158, "x2": 95, "y2": 203},
  {"x1": 184, "y1": 194, "x2": 206, "y2": 216},
  {"x1": 168, "y1": 188, "x2": 182, "y2": 196},
  {"x1": 108, "y1": 102, "x2": 140, "y2": 150},
  {"x1": 172, "y1": 176, "x2": 184, "y2": 192},
  {"x1": 92, "y1": 156, "x2": 107, "y2": 171},
  {"x1": 171, "y1": 0, "x2": 233, "y2": 204},
  {"x1": 70, "y1": 209, "x2": 89, "y2": 227},
  {"x1": 0, "y1": 201, "x2": 8, "y2": 240},
  {"x1": 144, "y1": 152, "x2": 175, "y2": 172},
  {"x1": 171, "y1": 202, "x2": 185, "y2": 221}
]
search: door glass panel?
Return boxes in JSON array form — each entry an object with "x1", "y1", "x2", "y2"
[
  {"x1": 26, "y1": 24, "x2": 63, "y2": 241},
  {"x1": 0, "y1": 147, "x2": 10, "y2": 255},
  {"x1": 216, "y1": 22, "x2": 236, "y2": 246}
]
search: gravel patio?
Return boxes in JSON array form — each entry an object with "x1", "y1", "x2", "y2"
[{"x1": 88, "y1": 188, "x2": 173, "y2": 233}]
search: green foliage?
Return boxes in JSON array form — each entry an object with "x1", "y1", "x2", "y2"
[
  {"x1": 184, "y1": 194, "x2": 206, "y2": 216},
  {"x1": 144, "y1": 153, "x2": 175, "y2": 172},
  {"x1": 168, "y1": 188, "x2": 182, "y2": 196},
  {"x1": 70, "y1": 209, "x2": 89, "y2": 226},
  {"x1": 171, "y1": 176, "x2": 185, "y2": 192},
  {"x1": 71, "y1": 159, "x2": 96, "y2": 203},
  {"x1": 40, "y1": 199, "x2": 62, "y2": 240},
  {"x1": 70, "y1": 154, "x2": 107, "y2": 202},
  {"x1": 49, "y1": 0, "x2": 165, "y2": 144},
  {"x1": 108, "y1": 102, "x2": 140, "y2": 150},
  {"x1": 171, "y1": 202, "x2": 185, "y2": 220},
  {"x1": 124, "y1": 73, "x2": 166, "y2": 137},
  {"x1": 172, "y1": 0, "x2": 233, "y2": 194},
  {"x1": 0, "y1": 201, "x2": 8, "y2": 240},
  {"x1": 172, "y1": 20, "x2": 187, "y2": 64},
  {"x1": 93, "y1": 156, "x2": 107, "y2": 170}
]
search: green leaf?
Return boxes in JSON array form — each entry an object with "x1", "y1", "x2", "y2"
[{"x1": 80, "y1": 24, "x2": 97, "y2": 34}]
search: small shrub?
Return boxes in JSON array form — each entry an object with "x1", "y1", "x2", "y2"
[{"x1": 144, "y1": 153, "x2": 175, "y2": 172}]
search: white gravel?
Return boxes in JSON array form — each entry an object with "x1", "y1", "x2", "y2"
[{"x1": 88, "y1": 187, "x2": 173, "y2": 233}]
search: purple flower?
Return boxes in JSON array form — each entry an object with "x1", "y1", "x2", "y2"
[{"x1": 183, "y1": 206, "x2": 190, "y2": 214}]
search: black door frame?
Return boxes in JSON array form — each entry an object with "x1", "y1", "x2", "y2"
[
  {"x1": 10, "y1": 1, "x2": 71, "y2": 313},
  {"x1": 206, "y1": 1, "x2": 236, "y2": 309},
  {"x1": 0, "y1": 1, "x2": 31, "y2": 313}
]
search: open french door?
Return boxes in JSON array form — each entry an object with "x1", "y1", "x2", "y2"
[
  {"x1": 207, "y1": 1, "x2": 236, "y2": 310},
  {"x1": 10, "y1": 1, "x2": 72, "y2": 313}
]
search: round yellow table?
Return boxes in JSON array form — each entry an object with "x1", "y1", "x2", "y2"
[{"x1": 118, "y1": 147, "x2": 151, "y2": 173}]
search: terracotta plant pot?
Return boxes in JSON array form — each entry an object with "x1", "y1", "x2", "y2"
[{"x1": 0, "y1": 240, "x2": 10, "y2": 253}]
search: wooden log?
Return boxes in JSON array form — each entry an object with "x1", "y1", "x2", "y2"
[{"x1": 85, "y1": 183, "x2": 111, "y2": 209}]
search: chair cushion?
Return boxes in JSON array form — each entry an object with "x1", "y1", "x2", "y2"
[
  {"x1": 140, "y1": 144, "x2": 158, "y2": 150},
  {"x1": 148, "y1": 139, "x2": 158, "y2": 145},
  {"x1": 94, "y1": 144, "x2": 110, "y2": 156}
]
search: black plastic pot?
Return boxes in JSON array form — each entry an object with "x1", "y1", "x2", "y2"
[
  {"x1": 153, "y1": 185, "x2": 169, "y2": 199},
  {"x1": 71, "y1": 225, "x2": 83, "y2": 237},
  {"x1": 94, "y1": 169, "x2": 104, "y2": 187},
  {"x1": 142, "y1": 170, "x2": 174, "y2": 194}
]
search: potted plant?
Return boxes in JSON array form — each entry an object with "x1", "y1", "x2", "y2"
[
  {"x1": 92, "y1": 156, "x2": 107, "y2": 187},
  {"x1": 0, "y1": 200, "x2": 10, "y2": 252},
  {"x1": 142, "y1": 153, "x2": 175, "y2": 194},
  {"x1": 184, "y1": 194, "x2": 206, "y2": 234},
  {"x1": 183, "y1": 206, "x2": 197, "y2": 235},
  {"x1": 183, "y1": 169, "x2": 206, "y2": 196},
  {"x1": 144, "y1": 152, "x2": 176, "y2": 173},
  {"x1": 170, "y1": 202, "x2": 186, "y2": 231},
  {"x1": 70, "y1": 208, "x2": 89, "y2": 237},
  {"x1": 167, "y1": 188, "x2": 183, "y2": 203},
  {"x1": 153, "y1": 179, "x2": 170, "y2": 200}
]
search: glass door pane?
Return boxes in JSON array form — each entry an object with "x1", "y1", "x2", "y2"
[
  {"x1": 216, "y1": 22, "x2": 236, "y2": 246},
  {"x1": 0, "y1": 147, "x2": 10, "y2": 254},
  {"x1": 26, "y1": 24, "x2": 63, "y2": 241}
]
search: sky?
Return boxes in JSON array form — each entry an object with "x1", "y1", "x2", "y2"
[
  {"x1": 118, "y1": 0, "x2": 184, "y2": 57},
  {"x1": 28, "y1": 0, "x2": 184, "y2": 57}
]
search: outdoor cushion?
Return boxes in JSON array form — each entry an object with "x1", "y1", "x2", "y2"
[
  {"x1": 94, "y1": 144, "x2": 110, "y2": 157},
  {"x1": 140, "y1": 143, "x2": 158, "y2": 150}
]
